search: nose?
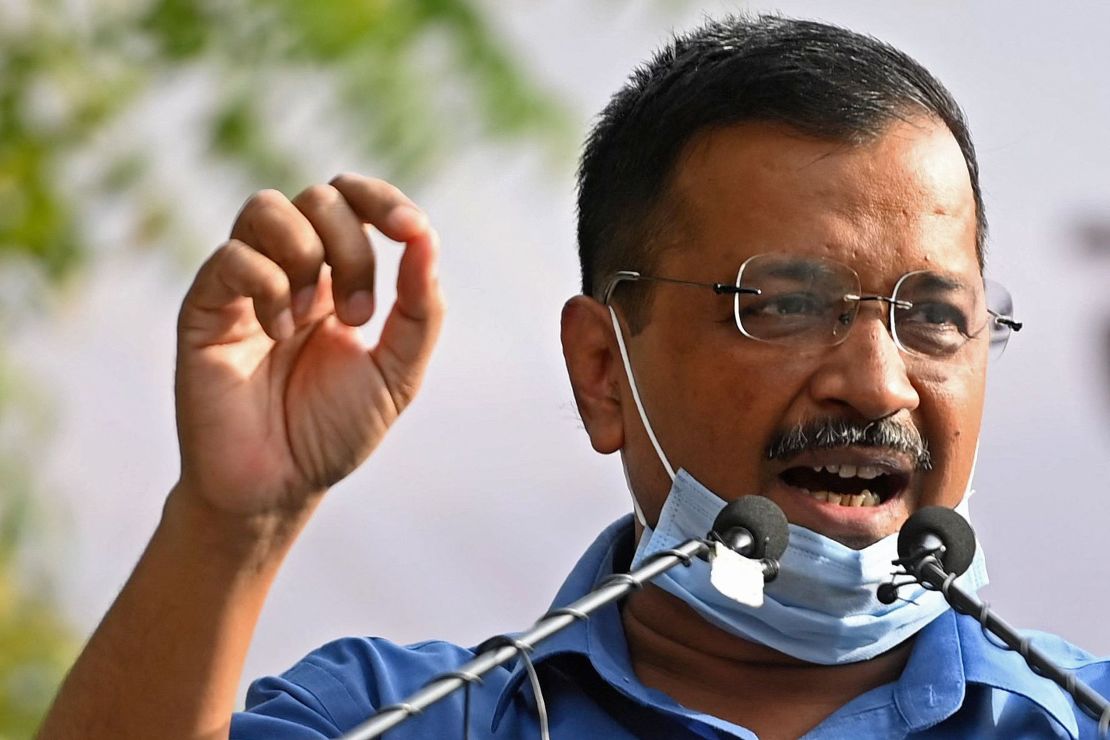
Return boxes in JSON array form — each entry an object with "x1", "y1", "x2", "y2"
[{"x1": 807, "y1": 306, "x2": 920, "y2": 421}]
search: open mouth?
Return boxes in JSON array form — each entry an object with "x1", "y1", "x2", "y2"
[{"x1": 778, "y1": 463, "x2": 909, "y2": 508}]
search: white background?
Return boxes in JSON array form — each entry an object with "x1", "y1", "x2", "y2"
[{"x1": 13, "y1": 0, "x2": 1110, "y2": 702}]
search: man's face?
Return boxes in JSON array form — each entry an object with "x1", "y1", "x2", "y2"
[{"x1": 618, "y1": 118, "x2": 986, "y2": 548}]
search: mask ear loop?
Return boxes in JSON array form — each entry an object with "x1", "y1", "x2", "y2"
[
  {"x1": 472, "y1": 635, "x2": 550, "y2": 740},
  {"x1": 608, "y1": 306, "x2": 676, "y2": 528},
  {"x1": 964, "y1": 439, "x2": 979, "y2": 502},
  {"x1": 517, "y1": 643, "x2": 550, "y2": 740}
]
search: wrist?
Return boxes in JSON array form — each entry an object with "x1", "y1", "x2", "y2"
[{"x1": 163, "y1": 480, "x2": 321, "y2": 566}]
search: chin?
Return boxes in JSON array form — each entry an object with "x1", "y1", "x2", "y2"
[{"x1": 829, "y1": 531, "x2": 890, "y2": 550}]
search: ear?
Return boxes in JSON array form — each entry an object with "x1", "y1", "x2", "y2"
[{"x1": 561, "y1": 295, "x2": 625, "y2": 454}]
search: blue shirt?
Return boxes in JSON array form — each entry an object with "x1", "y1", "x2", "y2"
[{"x1": 232, "y1": 516, "x2": 1110, "y2": 738}]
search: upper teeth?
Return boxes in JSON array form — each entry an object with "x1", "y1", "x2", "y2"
[{"x1": 811, "y1": 464, "x2": 883, "y2": 479}]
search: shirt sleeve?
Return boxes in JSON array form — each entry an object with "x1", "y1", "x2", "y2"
[{"x1": 230, "y1": 637, "x2": 481, "y2": 739}]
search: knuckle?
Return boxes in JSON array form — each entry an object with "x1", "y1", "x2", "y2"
[
  {"x1": 294, "y1": 183, "x2": 341, "y2": 213},
  {"x1": 246, "y1": 188, "x2": 288, "y2": 214},
  {"x1": 207, "y1": 239, "x2": 247, "y2": 271},
  {"x1": 217, "y1": 238, "x2": 249, "y2": 257},
  {"x1": 207, "y1": 242, "x2": 232, "y2": 266},
  {"x1": 287, "y1": 232, "x2": 326, "y2": 265},
  {"x1": 259, "y1": 268, "x2": 289, "y2": 298}
]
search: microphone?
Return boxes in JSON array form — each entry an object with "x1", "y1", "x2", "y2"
[
  {"x1": 711, "y1": 494, "x2": 790, "y2": 561},
  {"x1": 878, "y1": 506, "x2": 975, "y2": 605},
  {"x1": 882, "y1": 507, "x2": 1110, "y2": 735},
  {"x1": 340, "y1": 496, "x2": 789, "y2": 740},
  {"x1": 896, "y1": 505, "x2": 976, "y2": 576}
]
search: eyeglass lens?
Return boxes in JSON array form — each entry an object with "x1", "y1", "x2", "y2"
[{"x1": 733, "y1": 254, "x2": 1016, "y2": 358}]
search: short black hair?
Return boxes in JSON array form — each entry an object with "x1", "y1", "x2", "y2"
[{"x1": 577, "y1": 14, "x2": 985, "y2": 331}]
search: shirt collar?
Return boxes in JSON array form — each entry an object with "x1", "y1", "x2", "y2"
[
  {"x1": 892, "y1": 607, "x2": 967, "y2": 730},
  {"x1": 490, "y1": 515, "x2": 637, "y2": 730},
  {"x1": 955, "y1": 611, "x2": 1080, "y2": 738}
]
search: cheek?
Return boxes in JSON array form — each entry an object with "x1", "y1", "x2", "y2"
[
  {"x1": 912, "y1": 364, "x2": 986, "y2": 504},
  {"x1": 913, "y1": 358, "x2": 987, "y2": 431},
  {"x1": 654, "y1": 344, "x2": 811, "y2": 492}
]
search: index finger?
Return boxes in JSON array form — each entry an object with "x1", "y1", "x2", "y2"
[{"x1": 329, "y1": 173, "x2": 430, "y2": 243}]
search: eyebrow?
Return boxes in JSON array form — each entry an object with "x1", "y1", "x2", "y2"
[
  {"x1": 906, "y1": 272, "x2": 970, "y2": 292},
  {"x1": 758, "y1": 260, "x2": 843, "y2": 283}
]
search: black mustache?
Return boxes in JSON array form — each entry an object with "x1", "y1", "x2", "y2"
[{"x1": 765, "y1": 417, "x2": 932, "y2": 472}]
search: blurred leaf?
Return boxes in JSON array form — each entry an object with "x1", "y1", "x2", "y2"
[
  {"x1": 139, "y1": 0, "x2": 216, "y2": 60},
  {"x1": 0, "y1": 346, "x2": 72, "y2": 736},
  {"x1": 0, "y1": 555, "x2": 76, "y2": 737},
  {"x1": 0, "y1": 0, "x2": 571, "y2": 285},
  {"x1": 0, "y1": 0, "x2": 579, "y2": 733}
]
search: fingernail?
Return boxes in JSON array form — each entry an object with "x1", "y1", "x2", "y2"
[
  {"x1": 273, "y1": 309, "x2": 294, "y2": 341},
  {"x1": 293, "y1": 285, "x2": 316, "y2": 320},
  {"x1": 346, "y1": 290, "x2": 374, "y2": 322}
]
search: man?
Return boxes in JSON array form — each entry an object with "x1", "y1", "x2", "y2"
[{"x1": 37, "y1": 13, "x2": 1110, "y2": 740}]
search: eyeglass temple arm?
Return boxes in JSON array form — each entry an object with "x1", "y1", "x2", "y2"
[
  {"x1": 602, "y1": 271, "x2": 760, "y2": 304},
  {"x1": 990, "y1": 312, "x2": 1023, "y2": 332},
  {"x1": 844, "y1": 293, "x2": 1024, "y2": 334}
]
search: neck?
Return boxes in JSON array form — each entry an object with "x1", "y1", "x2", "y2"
[{"x1": 622, "y1": 586, "x2": 913, "y2": 739}]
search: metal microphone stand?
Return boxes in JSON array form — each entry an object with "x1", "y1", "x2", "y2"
[
  {"x1": 901, "y1": 550, "x2": 1110, "y2": 736},
  {"x1": 339, "y1": 535, "x2": 776, "y2": 740}
]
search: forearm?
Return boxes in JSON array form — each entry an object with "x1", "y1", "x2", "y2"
[{"x1": 37, "y1": 484, "x2": 316, "y2": 740}]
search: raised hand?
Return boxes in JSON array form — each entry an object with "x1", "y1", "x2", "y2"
[{"x1": 174, "y1": 174, "x2": 444, "y2": 520}]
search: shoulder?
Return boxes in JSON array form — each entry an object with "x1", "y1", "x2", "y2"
[
  {"x1": 956, "y1": 611, "x2": 1108, "y2": 673},
  {"x1": 954, "y1": 613, "x2": 1110, "y2": 738},
  {"x1": 231, "y1": 636, "x2": 490, "y2": 739},
  {"x1": 1020, "y1": 628, "x2": 1110, "y2": 689}
]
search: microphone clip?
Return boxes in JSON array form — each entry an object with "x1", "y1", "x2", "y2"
[
  {"x1": 876, "y1": 576, "x2": 922, "y2": 605},
  {"x1": 878, "y1": 544, "x2": 948, "y2": 605},
  {"x1": 702, "y1": 530, "x2": 781, "y2": 583}
]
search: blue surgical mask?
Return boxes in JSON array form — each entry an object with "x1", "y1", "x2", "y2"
[
  {"x1": 630, "y1": 468, "x2": 988, "y2": 664},
  {"x1": 608, "y1": 306, "x2": 989, "y2": 665}
]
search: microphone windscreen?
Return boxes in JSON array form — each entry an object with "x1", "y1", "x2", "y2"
[
  {"x1": 712, "y1": 496, "x2": 789, "y2": 560},
  {"x1": 897, "y1": 506, "x2": 976, "y2": 576}
]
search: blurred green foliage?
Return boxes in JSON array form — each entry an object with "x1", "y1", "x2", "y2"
[
  {"x1": 0, "y1": 0, "x2": 569, "y2": 732},
  {"x1": 0, "y1": 349, "x2": 76, "y2": 738},
  {"x1": 0, "y1": 0, "x2": 570, "y2": 282}
]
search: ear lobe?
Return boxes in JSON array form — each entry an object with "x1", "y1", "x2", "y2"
[{"x1": 561, "y1": 296, "x2": 624, "y2": 454}]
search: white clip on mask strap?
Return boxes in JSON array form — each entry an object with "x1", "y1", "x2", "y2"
[{"x1": 608, "y1": 305, "x2": 676, "y2": 527}]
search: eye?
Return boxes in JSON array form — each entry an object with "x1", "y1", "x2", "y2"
[
  {"x1": 741, "y1": 292, "x2": 826, "y2": 319},
  {"x1": 899, "y1": 301, "x2": 970, "y2": 334}
]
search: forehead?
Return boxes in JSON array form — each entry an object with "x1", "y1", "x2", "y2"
[{"x1": 664, "y1": 118, "x2": 980, "y2": 283}]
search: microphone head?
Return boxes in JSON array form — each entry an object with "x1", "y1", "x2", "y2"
[
  {"x1": 712, "y1": 496, "x2": 789, "y2": 560},
  {"x1": 897, "y1": 506, "x2": 976, "y2": 576}
]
